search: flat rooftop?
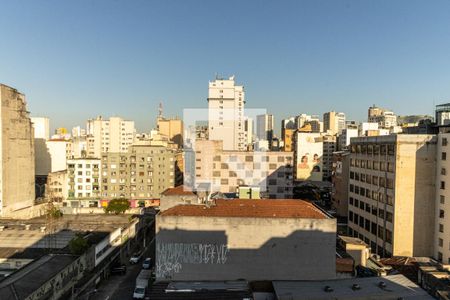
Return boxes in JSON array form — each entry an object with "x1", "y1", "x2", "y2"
[
  {"x1": 273, "y1": 274, "x2": 432, "y2": 300},
  {"x1": 162, "y1": 185, "x2": 196, "y2": 196},
  {"x1": 0, "y1": 254, "x2": 77, "y2": 300},
  {"x1": 159, "y1": 199, "x2": 328, "y2": 219}
]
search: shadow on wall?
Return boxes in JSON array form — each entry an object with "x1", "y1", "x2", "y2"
[
  {"x1": 34, "y1": 138, "x2": 52, "y2": 199},
  {"x1": 156, "y1": 227, "x2": 336, "y2": 281}
]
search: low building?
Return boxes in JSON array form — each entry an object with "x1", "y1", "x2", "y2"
[
  {"x1": 45, "y1": 170, "x2": 68, "y2": 203},
  {"x1": 156, "y1": 199, "x2": 336, "y2": 281},
  {"x1": 272, "y1": 274, "x2": 432, "y2": 300},
  {"x1": 160, "y1": 185, "x2": 200, "y2": 211}
]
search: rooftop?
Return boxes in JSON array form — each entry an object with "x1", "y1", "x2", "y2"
[
  {"x1": 162, "y1": 185, "x2": 196, "y2": 196},
  {"x1": 159, "y1": 199, "x2": 328, "y2": 219},
  {"x1": 149, "y1": 281, "x2": 251, "y2": 300},
  {"x1": 273, "y1": 274, "x2": 433, "y2": 300},
  {"x1": 0, "y1": 254, "x2": 78, "y2": 300}
]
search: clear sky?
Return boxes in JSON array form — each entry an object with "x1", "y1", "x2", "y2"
[{"x1": 1, "y1": 0, "x2": 450, "y2": 134}]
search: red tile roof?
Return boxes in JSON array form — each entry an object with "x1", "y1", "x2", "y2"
[
  {"x1": 160, "y1": 199, "x2": 328, "y2": 219},
  {"x1": 161, "y1": 185, "x2": 196, "y2": 196}
]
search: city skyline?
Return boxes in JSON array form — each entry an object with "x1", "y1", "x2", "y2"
[{"x1": 1, "y1": 0, "x2": 449, "y2": 132}]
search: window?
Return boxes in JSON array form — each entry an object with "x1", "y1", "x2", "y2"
[
  {"x1": 442, "y1": 152, "x2": 447, "y2": 160},
  {"x1": 443, "y1": 138, "x2": 448, "y2": 146},
  {"x1": 439, "y1": 224, "x2": 444, "y2": 233},
  {"x1": 221, "y1": 163, "x2": 228, "y2": 169},
  {"x1": 440, "y1": 209, "x2": 445, "y2": 218},
  {"x1": 441, "y1": 181, "x2": 446, "y2": 190},
  {"x1": 441, "y1": 195, "x2": 445, "y2": 204},
  {"x1": 442, "y1": 168, "x2": 447, "y2": 176},
  {"x1": 245, "y1": 156, "x2": 253, "y2": 162},
  {"x1": 439, "y1": 238, "x2": 443, "y2": 247}
]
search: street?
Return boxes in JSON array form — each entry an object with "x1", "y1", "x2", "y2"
[{"x1": 91, "y1": 236, "x2": 155, "y2": 300}]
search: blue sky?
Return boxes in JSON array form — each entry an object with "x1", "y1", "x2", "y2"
[{"x1": 1, "y1": 0, "x2": 450, "y2": 134}]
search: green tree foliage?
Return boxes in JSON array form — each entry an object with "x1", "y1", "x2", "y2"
[
  {"x1": 69, "y1": 234, "x2": 89, "y2": 255},
  {"x1": 104, "y1": 199, "x2": 131, "y2": 215}
]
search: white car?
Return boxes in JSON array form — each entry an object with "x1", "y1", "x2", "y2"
[
  {"x1": 129, "y1": 252, "x2": 142, "y2": 264},
  {"x1": 133, "y1": 287, "x2": 146, "y2": 299}
]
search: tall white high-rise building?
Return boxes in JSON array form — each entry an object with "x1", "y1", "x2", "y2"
[
  {"x1": 86, "y1": 116, "x2": 135, "y2": 157},
  {"x1": 256, "y1": 114, "x2": 274, "y2": 144},
  {"x1": 208, "y1": 75, "x2": 246, "y2": 151}
]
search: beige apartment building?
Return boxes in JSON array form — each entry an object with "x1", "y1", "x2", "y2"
[
  {"x1": 157, "y1": 117, "x2": 183, "y2": 148},
  {"x1": 348, "y1": 135, "x2": 436, "y2": 258},
  {"x1": 100, "y1": 142, "x2": 176, "y2": 200},
  {"x1": 0, "y1": 84, "x2": 36, "y2": 217},
  {"x1": 193, "y1": 140, "x2": 293, "y2": 198}
]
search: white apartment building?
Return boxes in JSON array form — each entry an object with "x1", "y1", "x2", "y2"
[
  {"x1": 435, "y1": 132, "x2": 450, "y2": 264},
  {"x1": 348, "y1": 135, "x2": 436, "y2": 258},
  {"x1": 67, "y1": 158, "x2": 101, "y2": 202},
  {"x1": 338, "y1": 128, "x2": 359, "y2": 151},
  {"x1": 86, "y1": 116, "x2": 135, "y2": 157},
  {"x1": 208, "y1": 76, "x2": 246, "y2": 151},
  {"x1": 323, "y1": 111, "x2": 346, "y2": 135}
]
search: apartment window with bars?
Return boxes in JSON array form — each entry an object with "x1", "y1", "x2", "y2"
[
  {"x1": 443, "y1": 138, "x2": 448, "y2": 146},
  {"x1": 443, "y1": 152, "x2": 447, "y2": 160}
]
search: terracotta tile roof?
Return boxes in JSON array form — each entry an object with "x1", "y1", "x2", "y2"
[
  {"x1": 159, "y1": 199, "x2": 328, "y2": 219},
  {"x1": 161, "y1": 185, "x2": 196, "y2": 196}
]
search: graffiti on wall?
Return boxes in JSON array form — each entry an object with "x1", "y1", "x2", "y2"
[{"x1": 156, "y1": 243, "x2": 230, "y2": 278}]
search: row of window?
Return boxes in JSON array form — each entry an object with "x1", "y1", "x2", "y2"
[
  {"x1": 350, "y1": 172, "x2": 394, "y2": 188},
  {"x1": 348, "y1": 212, "x2": 393, "y2": 244},
  {"x1": 349, "y1": 198, "x2": 393, "y2": 222},
  {"x1": 350, "y1": 159, "x2": 394, "y2": 172},
  {"x1": 351, "y1": 144, "x2": 395, "y2": 155},
  {"x1": 349, "y1": 185, "x2": 394, "y2": 205}
]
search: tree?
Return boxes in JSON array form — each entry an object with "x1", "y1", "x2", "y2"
[
  {"x1": 104, "y1": 199, "x2": 131, "y2": 215},
  {"x1": 69, "y1": 234, "x2": 89, "y2": 255}
]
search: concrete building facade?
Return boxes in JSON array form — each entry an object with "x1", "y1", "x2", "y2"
[
  {"x1": 100, "y1": 143, "x2": 176, "y2": 201},
  {"x1": 157, "y1": 117, "x2": 183, "y2": 148},
  {"x1": 331, "y1": 151, "x2": 350, "y2": 217},
  {"x1": 156, "y1": 199, "x2": 336, "y2": 281},
  {"x1": 0, "y1": 84, "x2": 36, "y2": 217},
  {"x1": 194, "y1": 140, "x2": 294, "y2": 198},
  {"x1": 86, "y1": 116, "x2": 135, "y2": 157},
  {"x1": 207, "y1": 76, "x2": 246, "y2": 151},
  {"x1": 435, "y1": 132, "x2": 450, "y2": 264},
  {"x1": 322, "y1": 134, "x2": 336, "y2": 181},
  {"x1": 348, "y1": 135, "x2": 436, "y2": 258}
]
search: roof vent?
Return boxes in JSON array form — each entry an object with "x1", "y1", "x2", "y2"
[
  {"x1": 378, "y1": 281, "x2": 387, "y2": 289},
  {"x1": 324, "y1": 286, "x2": 333, "y2": 292},
  {"x1": 352, "y1": 284, "x2": 361, "y2": 291}
]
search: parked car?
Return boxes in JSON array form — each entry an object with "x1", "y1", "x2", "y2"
[
  {"x1": 110, "y1": 264, "x2": 127, "y2": 275},
  {"x1": 142, "y1": 258, "x2": 152, "y2": 269},
  {"x1": 129, "y1": 251, "x2": 142, "y2": 264}
]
